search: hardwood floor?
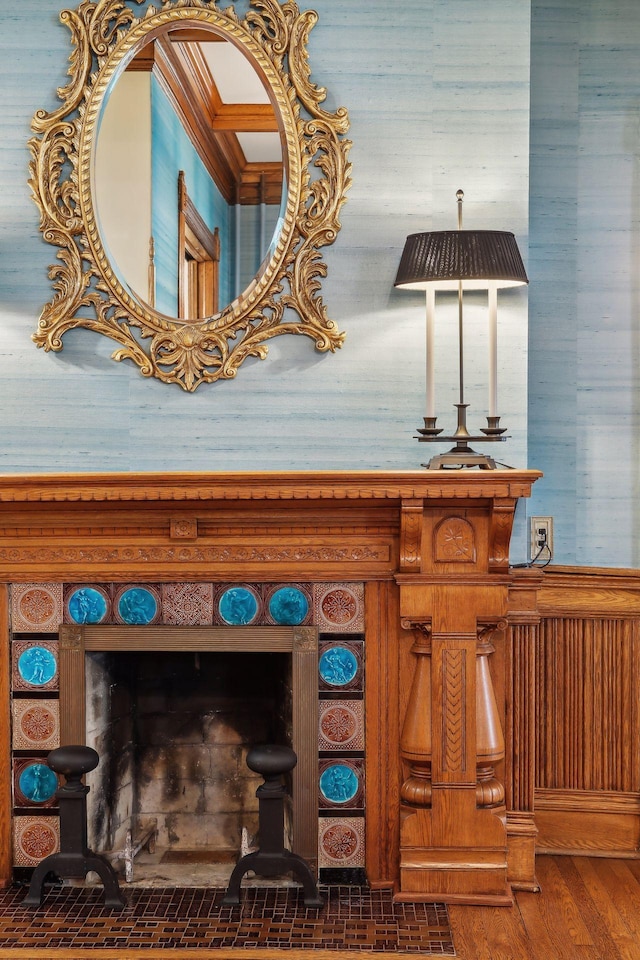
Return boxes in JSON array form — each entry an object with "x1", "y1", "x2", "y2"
[{"x1": 450, "y1": 855, "x2": 640, "y2": 959}]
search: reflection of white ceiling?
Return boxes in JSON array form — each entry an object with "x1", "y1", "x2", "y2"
[
  {"x1": 237, "y1": 132, "x2": 282, "y2": 163},
  {"x1": 201, "y1": 41, "x2": 269, "y2": 104}
]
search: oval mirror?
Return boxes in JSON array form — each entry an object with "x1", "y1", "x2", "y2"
[
  {"x1": 29, "y1": 0, "x2": 351, "y2": 391},
  {"x1": 94, "y1": 23, "x2": 287, "y2": 321}
]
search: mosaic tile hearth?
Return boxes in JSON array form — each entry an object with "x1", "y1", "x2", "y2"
[{"x1": 0, "y1": 885, "x2": 455, "y2": 955}]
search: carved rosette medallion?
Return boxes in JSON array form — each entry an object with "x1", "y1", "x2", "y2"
[
  {"x1": 13, "y1": 817, "x2": 60, "y2": 867},
  {"x1": 318, "y1": 818, "x2": 365, "y2": 867}
]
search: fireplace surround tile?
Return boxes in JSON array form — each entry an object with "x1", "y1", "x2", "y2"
[
  {"x1": 12, "y1": 815, "x2": 60, "y2": 867},
  {"x1": 318, "y1": 816, "x2": 365, "y2": 867},
  {"x1": 213, "y1": 583, "x2": 263, "y2": 625},
  {"x1": 113, "y1": 584, "x2": 162, "y2": 625},
  {"x1": 11, "y1": 699, "x2": 60, "y2": 751},
  {"x1": 11, "y1": 638, "x2": 59, "y2": 692},
  {"x1": 319, "y1": 758, "x2": 365, "y2": 810},
  {"x1": 10, "y1": 583, "x2": 63, "y2": 633},
  {"x1": 313, "y1": 583, "x2": 364, "y2": 632},
  {"x1": 63, "y1": 584, "x2": 112, "y2": 624},
  {"x1": 13, "y1": 758, "x2": 59, "y2": 808},
  {"x1": 264, "y1": 583, "x2": 312, "y2": 625},
  {"x1": 318, "y1": 639, "x2": 363, "y2": 692},
  {"x1": 319, "y1": 699, "x2": 364, "y2": 751},
  {"x1": 161, "y1": 582, "x2": 214, "y2": 625}
]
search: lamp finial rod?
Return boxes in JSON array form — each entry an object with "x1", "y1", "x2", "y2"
[{"x1": 456, "y1": 189, "x2": 464, "y2": 229}]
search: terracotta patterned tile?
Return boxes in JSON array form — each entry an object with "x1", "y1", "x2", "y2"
[
  {"x1": 313, "y1": 583, "x2": 364, "y2": 633},
  {"x1": 319, "y1": 700, "x2": 364, "y2": 751},
  {"x1": 11, "y1": 583, "x2": 63, "y2": 633},
  {"x1": 12, "y1": 699, "x2": 59, "y2": 751},
  {"x1": 162, "y1": 582, "x2": 214, "y2": 625},
  {"x1": 12, "y1": 815, "x2": 59, "y2": 866},
  {"x1": 319, "y1": 817, "x2": 366, "y2": 868}
]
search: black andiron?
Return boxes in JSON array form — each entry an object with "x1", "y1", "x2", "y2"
[
  {"x1": 24, "y1": 745, "x2": 126, "y2": 910},
  {"x1": 223, "y1": 744, "x2": 323, "y2": 907}
]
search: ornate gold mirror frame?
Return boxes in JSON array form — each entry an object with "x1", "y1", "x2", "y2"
[{"x1": 29, "y1": 0, "x2": 351, "y2": 390}]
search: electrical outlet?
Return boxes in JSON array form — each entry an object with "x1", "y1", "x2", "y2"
[{"x1": 530, "y1": 516, "x2": 553, "y2": 561}]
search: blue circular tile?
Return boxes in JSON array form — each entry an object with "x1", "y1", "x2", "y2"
[
  {"x1": 219, "y1": 587, "x2": 258, "y2": 625},
  {"x1": 19, "y1": 763, "x2": 58, "y2": 804},
  {"x1": 17, "y1": 646, "x2": 57, "y2": 686},
  {"x1": 68, "y1": 587, "x2": 108, "y2": 624},
  {"x1": 118, "y1": 587, "x2": 157, "y2": 625},
  {"x1": 319, "y1": 646, "x2": 358, "y2": 686},
  {"x1": 269, "y1": 587, "x2": 308, "y2": 625},
  {"x1": 320, "y1": 763, "x2": 359, "y2": 804}
]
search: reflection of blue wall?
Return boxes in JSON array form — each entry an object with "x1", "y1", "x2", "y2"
[
  {"x1": 151, "y1": 75, "x2": 232, "y2": 315},
  {"x1": 236, "y1": 203, "x2": 280, "y2": 299}
]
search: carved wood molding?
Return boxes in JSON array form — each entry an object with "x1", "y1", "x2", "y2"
[{"x1": 0, "y1": 470, "x2": 541, "y2": 504}]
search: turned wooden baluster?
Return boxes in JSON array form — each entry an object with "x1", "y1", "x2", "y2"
[
  {"x1": 475, "y1": 622, "x2": 506, "y2": 808},
  {"x1": 399, "y1": 621, "x2": 432, "y2": 806}
]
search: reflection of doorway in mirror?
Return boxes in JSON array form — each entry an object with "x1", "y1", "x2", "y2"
[
  {"x1": 178, "y1": 171, "x2": 220, "y2": 319},
  {"x1": 94, "y1": 72, "x2": 153, "y2": 304}
]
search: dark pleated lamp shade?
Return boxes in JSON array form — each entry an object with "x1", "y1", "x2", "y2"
[{"x1": 394, "y1": 230, "x2": 528, "y2": 291}]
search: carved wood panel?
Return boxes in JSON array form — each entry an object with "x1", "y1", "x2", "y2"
[{"x1": 535, "y1": 617, "x2": 640, "y2": 794}]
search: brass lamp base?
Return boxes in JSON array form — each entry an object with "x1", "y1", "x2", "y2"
[
  {"x1": 426, "y1": 447, "x2": 500, "y2": 470},
  {"x1": 416, "y1": 407, "x2": 511, "y2": 470}
]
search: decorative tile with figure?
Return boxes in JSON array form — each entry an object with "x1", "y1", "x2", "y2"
[
  {"x1": 115, "y1": 585, "x2": 160, "y2": 625},
  {"x1": 65, "y1": 585, "x2": 109, "y2": 624},
  {"x1": 14, "y1": 760, "x2": 58, "y2": 807},
  {"x1": 318, "y1": 641, "x2": 363, "y2": 692},
  {"x1": 217, "y1": 585, "x2": 260, "y2": 625},
  {"x1": 266, "y1": 585, "x2": 310, "y2": 625},
  {"x1": 319, "y1": 759, "x2": 364, "y2": 809},
  {"x1": 13, "y1": 641, "x2": 58, "y2": 692}
]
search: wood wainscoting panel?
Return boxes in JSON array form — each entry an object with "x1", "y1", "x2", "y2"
[{"x1": 535, "y1": 567, "x2": 640, "y2": 856}]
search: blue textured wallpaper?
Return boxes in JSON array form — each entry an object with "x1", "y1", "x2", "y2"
[
  {"x1": 0, "y1": 0, "x2": 573, "y2": 562},
  {"x1": 529, "y1": 0, "x2": 640, "y2": 566}
]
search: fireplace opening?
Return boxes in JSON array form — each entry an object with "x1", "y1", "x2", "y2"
[
  {"x1": 86, "y1": 650, "x2": 292, "y2": 883},
  {"x1": 58, "y1": 624, "x2": 319, "y2": 886}
]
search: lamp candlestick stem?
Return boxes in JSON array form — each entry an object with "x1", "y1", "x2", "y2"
[
  {"x1": 426, "y1": 287, "x2": 435, "y2": 418},
  {"x1": 456, "y1": 189, "x2": 465, "y2": 407},
  {"x1": 488, "y1": 285, "x2": 498, "y2": 418},
  {"x1": 458, "y1": 281, "x2": 465, "y2": 405}
]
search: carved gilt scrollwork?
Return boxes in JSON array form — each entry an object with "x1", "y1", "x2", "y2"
[{"x1": 29, "y1": 0, "x2": 351, "y2": 390}]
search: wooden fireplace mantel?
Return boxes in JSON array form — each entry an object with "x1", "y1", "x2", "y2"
[{"x1": 0, "y1": 469, "x2": 541, "y2": 903}]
